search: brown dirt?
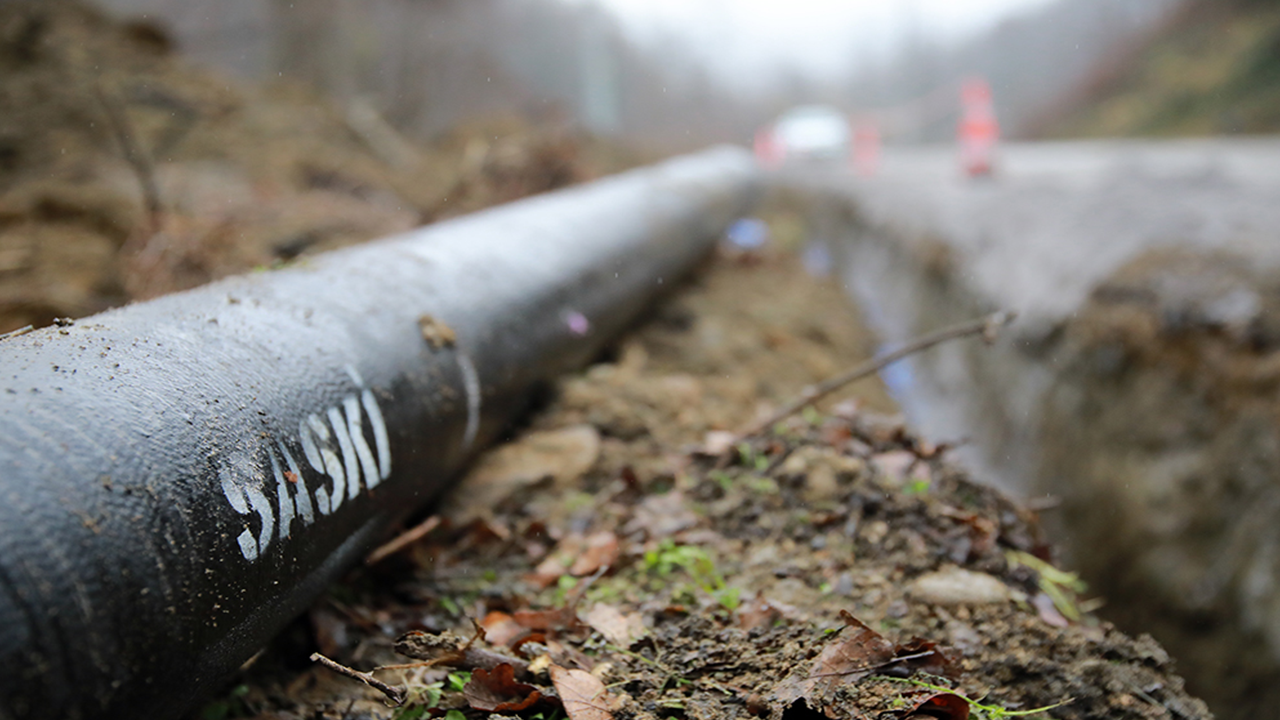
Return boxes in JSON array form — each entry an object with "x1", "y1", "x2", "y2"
[
  {"x1": 191, "y1": 233, "x2": 1212, "y2": 720},
  {"x1": 0, "y1": 0, "x2": 615, "y2": 333},
  {"x1": 1040, "y1": 247, "x2": 1280, "y2": 719},
  {"x1": 0, "y1": 5, "x2": 1215, "y2": 719}
]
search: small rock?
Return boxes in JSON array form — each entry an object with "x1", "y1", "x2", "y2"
[
  {"x1": 945, "y1": 619, "x2": 983, "y2": 655},
  {"x1": 860, "y1": 519, "x2": 890, "y2": 545},
  {"x1": 701, "y1": 430, "x2": 737, "y2": 456},
  {"x1": 907, "y1": 566, "x2": 1013, "y2": 606},
  {"x1": 803, "y1": 464, "x2": 840, "y2": 502},
  {"x1": 872, "y1": 450, "x2": 916, "y2": 488}
]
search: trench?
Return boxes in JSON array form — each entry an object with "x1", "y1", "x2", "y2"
[{"x1": 780, "y1": 140, "x2": 1280, "y2": 720}]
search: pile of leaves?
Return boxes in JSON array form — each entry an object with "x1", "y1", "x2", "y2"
[{"x1": 201, "y1": 244, "x2": 1212, "y2": 720}]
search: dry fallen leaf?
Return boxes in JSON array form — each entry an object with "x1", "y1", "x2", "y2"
[
  {"x1": 463, "y1": 664, "x2": 543, "y2": 712},
  {"x1": 773, "y1": 610, "x2": 895, "y2": 707},
  {"x1": 528, "y1": 530, "x2": 619, "y2": 587},
  {"x1": 445, "y1": 425, "x2": 601, "y2": 523},
  {"x1": 530, "y1": 550, "x2": 573, "y2": 588},
  {"x1": 570, "y1": 531, "x2": 620, "y2": 576},
  {"x1": 769, "y1": 610, "x2": 954, "y2": 714},
  {"x1": 807, "y1": 611, "x2": 896, "y2": 688},
  {"x1": 623, "y1": 491, "x2": 698, "y2": 538},
  {"x1": 513, "y1": 606, "x2": 579, "y2": 632},
  {"x1": 905, "y1": 692, "x2": 970, "y2": 720},
  {"x1": 550, "y1": 664, "x2": 614, "y2": 720},
  {"x1": 584, "y1": 603, "x2": 647, "y2": 647},
  {"x1": 936, "y1": 506, "x2": 999, "y2": 560},
  {"x1": 892, "y1": 637, "x2": 957, "y2": 678},
  {"x1": 480, "y1": 611, "x2": 528, "y2": 647},
  {"x1": 737, "y1": 593, "x2": 782, "y2": 631}
]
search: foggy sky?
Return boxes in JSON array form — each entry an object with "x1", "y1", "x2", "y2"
[{"x1": 577, "y1": 0, "x2": 1057, "y2": 92}]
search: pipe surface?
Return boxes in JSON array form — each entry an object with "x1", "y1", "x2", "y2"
[{"x1": 0, "y1": 147, "x2": 758, "y2": 720}]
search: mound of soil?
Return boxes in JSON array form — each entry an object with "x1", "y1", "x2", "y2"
[
  {"x1": 197, "y1": 235, "x2": 1211, "y2": 720},
  {"x1": 1041, "y1": 246, "x2": 1280, "y2": 718},
  {"x1": 0, "y1": 0, "x2": 602, "y2": 333}
]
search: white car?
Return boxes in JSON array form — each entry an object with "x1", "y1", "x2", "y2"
[{"x1": 760, "y1": 105, "x2": 851, "y2": 166}]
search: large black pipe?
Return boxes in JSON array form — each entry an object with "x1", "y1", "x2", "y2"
[{"x1": 0, "y1": 147, "x2": 758, "y2": 720}]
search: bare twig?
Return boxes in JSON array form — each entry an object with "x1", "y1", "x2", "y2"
[
  {"x1": 310, "y1": 652, "x2": 406, "y2": 705},
  {"x1": 365, "y1": 515, "x2": 441, "y2": 565},
  {"x1": 93, "y1": 80, "x2": 162, "y2": 231},
  {"x1": 385, "y1": 626, "x2": 532, "y2": 678},
  {"x1": 569, "y1": 565, "x2": 609, "y2": 616},
  {"x1": 735, "y1": 311, "x2": 1014, "y2": 445},
  {"x1": 345, "y1": 96, "x2": 422, "y2": 169},
  {"x1": 803, "y1": 649, "x2": 942, "y2": 680}
]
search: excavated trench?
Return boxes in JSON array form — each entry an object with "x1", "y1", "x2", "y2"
[
  {"x1": 0, "y1": 6, "x2": 1224, "y2": 718},
  {"x1": 788, "y1": 140, "x2": 1280, "y2": 720}
]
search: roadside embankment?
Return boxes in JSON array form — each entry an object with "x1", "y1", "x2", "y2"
[{"x1": 785, "y1": 139, "x2": 1280, "y2": 719}]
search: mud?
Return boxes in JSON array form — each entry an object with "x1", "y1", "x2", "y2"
[
  {"x1": 0, "y1": 6, "x2": 1219, "y2": 718},
  {"x1": 1041, "y1": 247, "x2": 1280, "y2": 718},
  {"x1": 0, "y1": 0, "x2": 607, "y2": 333},
  {"x1": 793, "y1": 143, "x2": 1280, "y2": 720},
  {"x1": 191, "y1": 234, "x2": 1211, "y2": 720}
]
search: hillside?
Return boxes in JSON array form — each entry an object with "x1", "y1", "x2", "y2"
[
  {"x1": 0, "y1": 1, "x2": 634, "y2": 335},
  {"x1": 1033, "y1": 0, "x2": 1280, "y2": 137}
]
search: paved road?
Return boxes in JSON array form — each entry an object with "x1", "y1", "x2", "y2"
[{"x1": 824, "y1": 138, "x2": 1280, "y2": 329}]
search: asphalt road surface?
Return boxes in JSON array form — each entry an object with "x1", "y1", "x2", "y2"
[{"x1": 826, "y1": 137, "x2": 1280, "y2": 329}]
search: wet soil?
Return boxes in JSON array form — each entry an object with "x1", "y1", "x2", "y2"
[
  {"x1": 0, "y1": 5, "x2": 1217, "y2": 719},
  {"x1": 193, "y1": 237, "x2": 1212, "y2": 720},
  {"x1": 1040, "y1": 246, "x2": 1280, "y2": 718},
  {"x1": 0, "y1": 0, "x2": 621, "y2": 333},
  {"x1": 804, "y1": 144, "x2": 1280, "y2": 720}
]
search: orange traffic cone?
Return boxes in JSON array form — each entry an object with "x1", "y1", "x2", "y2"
[
  {"x1": 753, "y1": 127, "x2": 781, "y2": 169},
  {"x1": 852, "y1": 120, "x2": 880, "y2": 177},
  {"x1": 958, "y1": 77, "x2": 999, "y2": 177}
]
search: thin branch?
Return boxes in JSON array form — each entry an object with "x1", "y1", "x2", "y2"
[
  {"x1": 311, "y1": 652, "x2": 406, "y2": 705},
  {"x1": 365, "y1": 515, "x2": 441, "y2": 565},
  {"x1": 739, "y1": 311, "x2": 1014, "y2": 443},
  {"x1": 569, "y1": 565, "x2": 609, "y2": 616},
  {"x1": 803, "y1": 650, "x2": 942, "y2": 680},
  {"x1": 387, "y1": 626, "x2": 532, "y2": 678},
  {"x1": 93, "y1": 80, "x2": 163, "y2": 232}
]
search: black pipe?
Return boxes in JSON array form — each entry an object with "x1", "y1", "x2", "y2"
[{"x1": 0, "y1": 147, "x2": 758, "y2": 720}]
